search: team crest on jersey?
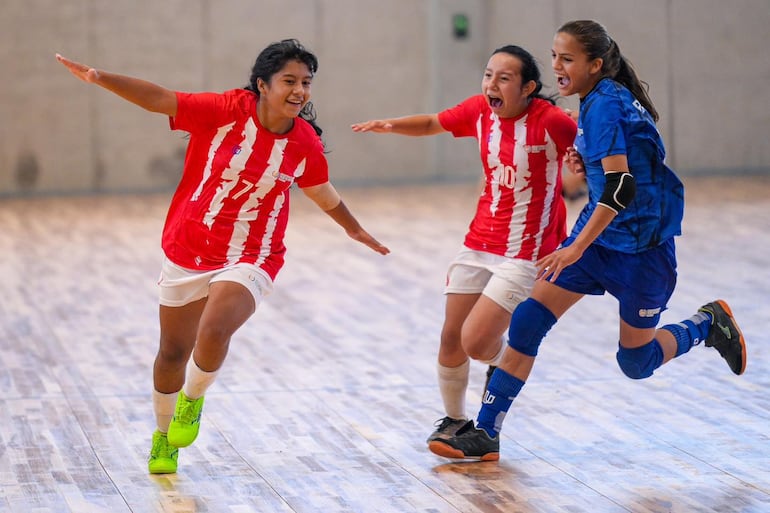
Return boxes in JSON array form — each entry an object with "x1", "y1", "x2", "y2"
[{"x1": 232, "y1": 146, "x2": 242, "y2": 155}]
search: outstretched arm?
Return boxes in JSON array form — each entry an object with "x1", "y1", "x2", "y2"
[
  {"x1": 302, "y1": 182, "x2": 390, "y2": 255},
  {"x1": 351, "y1": 114, "x2": 445, "y2": 136},
  {"x1": 55, "y1": 53, "x2": 177, "y2": 116}
]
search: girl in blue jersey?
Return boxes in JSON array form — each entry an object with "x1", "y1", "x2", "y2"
[{"x1": 429, "y1": 19, "x2": 748, "y2": 462}]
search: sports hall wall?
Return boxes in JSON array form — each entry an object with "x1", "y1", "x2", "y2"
[{"x1": 1, "y1": 0, "x2": 768, "y2": 195}]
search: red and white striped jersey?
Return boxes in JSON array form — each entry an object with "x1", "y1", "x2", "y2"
[
  {"x1": 162, "y1": 89, "x2": 328, "y2": 280},
  {"x1": 438, "y1": 96, "x2": 576, "y2": 260}
]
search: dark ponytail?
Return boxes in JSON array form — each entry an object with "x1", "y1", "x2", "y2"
[
  {"x1": 244, "y1": 39, "x2": 324, "y2": 137},
  {"x1": 557, "y1": 20, "x2": 659, "y2": 122}
]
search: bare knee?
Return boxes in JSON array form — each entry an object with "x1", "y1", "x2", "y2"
[
  {"x1": 193, "y1": 322, "x2": 234, "y2": 371},
  {"x1": 157, "y1": 335, "x2": 194, "y2": 367},
  {"x1": 460, "y1": 328, "x2": 490, "y2": 360},
  {"x1": 438, "y1": 323, "x2": 466, "y2": 365},
  {"x1": 440, "y1": 316, "x2": 464, "y2": 346},
  {"x1": 197, "y1": 321, "x2": 233, "y2": 348}
]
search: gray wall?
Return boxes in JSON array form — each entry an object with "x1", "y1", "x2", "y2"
[{"x1": 2, "y1": 0, "x2": 769, "y2": 195}]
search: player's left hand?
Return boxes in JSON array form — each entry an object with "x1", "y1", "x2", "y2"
[
  {"x1": 563, "y1": 108, "x2": 579, "y2": 122},
  {"x1": 564, "y1": 146, "x2": 586, "y2": 175},
  {"x1": 536, "y1": 245, "x2": 582, "y2": 282},
  {"x1": 347, "y1": 228, "x2": 390, "y2": 255}
]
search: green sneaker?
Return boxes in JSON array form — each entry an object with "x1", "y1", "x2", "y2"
[
  {"x1": 148, "y1": 430, "x2": 178, "y2": 474},
  {"x1": 167, "y1": 391, "x2": 205, "y2": 448}
]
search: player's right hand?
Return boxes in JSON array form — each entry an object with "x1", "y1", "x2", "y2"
[{"x1": 56, "y1": 53, "x2": 100, "y2": 84}]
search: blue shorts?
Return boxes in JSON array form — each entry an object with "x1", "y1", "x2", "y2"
[{"x1": 552, "y1": 237, "x2": 677, "y2": 328}]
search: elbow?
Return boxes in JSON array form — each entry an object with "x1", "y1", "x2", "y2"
[
  {"x1": 149, "y1": 92, "x2": 177, "y2": 116},
  {"x1": 323, "y1": 199, "x2": 342, "y2": 212}
]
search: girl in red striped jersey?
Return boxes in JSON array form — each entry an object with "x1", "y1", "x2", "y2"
[
  {"x1": 352, "y1": 45, "x2": 577, "y2": 445},
  {"x1": 57, "y1": 39, "x2": 389, "y2": 474}
]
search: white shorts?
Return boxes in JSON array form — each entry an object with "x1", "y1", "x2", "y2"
[
  {"x1": 444, "y1": 247, "x2": 537, "y2": 313},
  {"x1": 158, "y1": 257, "x2": 274, "y2": 307}
]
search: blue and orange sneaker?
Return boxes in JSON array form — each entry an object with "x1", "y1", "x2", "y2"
[{"x1": 698, "y1": 300, "x2": 747, "y2": 375}]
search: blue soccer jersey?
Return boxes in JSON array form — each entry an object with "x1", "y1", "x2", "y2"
[{"x1": 572, "y1": 78, "x2": 684, "y2": 253}]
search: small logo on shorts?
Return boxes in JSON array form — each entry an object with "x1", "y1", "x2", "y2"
[
  {"x1": 638, "y1": 307, "x2": 661, "y2": 318},
  {"x1": 482, "y1": 391, "x2": 496, "y2": 404},
  {"x1": 248, "y1": 274, "x2": 256, "y2": 282}
]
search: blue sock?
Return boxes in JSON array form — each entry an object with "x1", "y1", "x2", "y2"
[
  {"x1": 662, "y1": 311, "x2": 711, "y2": 357},
  {"x1": 476, "y1": 368, "x2": 525, "y2": 438}
]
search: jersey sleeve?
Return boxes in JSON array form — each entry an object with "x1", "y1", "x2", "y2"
[
  {"x1": 170, "y1": 90, "x2": 241, "y2": 134},
  {"x1": 544, "y1": 108, "x2": 578, "y2": 153},
  {"x1": 581, "y1": 92, "x2": 627, "y2": 162},
  {"x1": 437, "y1": 95, "x2": 484, "y2": 138},
  {"x1": 294, "y1": 136, "x2": 329, "y2": 188}
]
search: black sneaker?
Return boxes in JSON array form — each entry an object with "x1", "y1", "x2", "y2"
[
  {"x1": 428, "y1": 420, "x2": 499, "y2": 461},
  {"x1": 426, "y1": 416, "x2": 467, "y2": 443},
  {"x1": 483, "y1": 365, "x2": 497, "y2": 396},
  {"x1": 698, "y1": 300, "x2": 747, "y2": 375}
]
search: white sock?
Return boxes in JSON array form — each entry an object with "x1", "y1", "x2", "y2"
[
  {"x1": 437, "y1": 360, "x2": 470, "y2": 420},
  {"x1": 183, "y1": 357, "x2": 219, "y2": 399},
  {"x1": 153, "y1": 389, "x2": 177, "y2": 433},
  {"x1": 480, "y1": 335, "x2": 506, "y2": 366}
]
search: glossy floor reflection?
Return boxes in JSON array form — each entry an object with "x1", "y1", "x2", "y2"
[{"x1": 1, "y1": 176, "x2": 769, "y2": 512}]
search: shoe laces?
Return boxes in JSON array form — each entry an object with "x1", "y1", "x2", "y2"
[
  {"x1": 151, "y1": 434, "x2": 174, "y2": 459},
  {"x1": 434, "y1": 416, "x2": 461, "y2": 430},
  {"x1": 176, "y1": 396, "x2": 202, "y2": 424},
  {"x1": 454, "y1": 420, "x2": 476, "y2": 437}
]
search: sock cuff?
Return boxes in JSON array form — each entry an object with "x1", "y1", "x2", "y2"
[
  {"x1": 437, "y1": 359, "x2": 470, "y2": 380},
  {"x1": 184, "y1": 357, "x2": 219, "y2": 399},
  {"x1": 152, "y1": 389, "x2": 177, "y2": 433},
  {"x1": 152, "y1": 389, "x2": 178, "y2": 413}
]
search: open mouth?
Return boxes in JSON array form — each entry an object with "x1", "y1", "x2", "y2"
[
  {"x1": 287, "y1": 100, "x2": 303, "y2": 110},
  {"x1": 556, "y1": 76, "x2": 571, "y2": 88},
  {"x1": 488, "y1": 97, "x2": 503, "y2": 108}
]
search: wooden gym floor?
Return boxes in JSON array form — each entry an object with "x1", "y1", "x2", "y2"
[{"x1": 0, "y1": 176, "x2": 768, "y2": 513}]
